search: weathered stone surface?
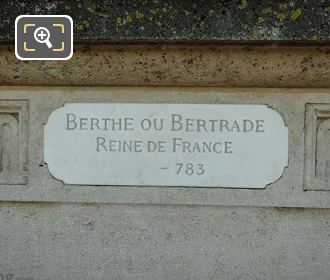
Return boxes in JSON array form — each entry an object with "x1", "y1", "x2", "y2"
[
  {"x1": 2, "y1": 45, "x2": 330, "y2": 87},
  {"x1": 1, "y1": 0, "x2": 330, "y2": 42},
  {"x1": 0, "y1": 203, "x2": 329, "y2": 279}
]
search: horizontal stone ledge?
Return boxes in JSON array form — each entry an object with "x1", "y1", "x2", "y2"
[
  {"x1": 1, "y1": 0, "x2": 330, "y2": 43},
  {"x1": 1, "y1": 44, "x2": 330, "y2": 87}
]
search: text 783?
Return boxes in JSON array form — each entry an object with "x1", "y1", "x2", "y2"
[{"x1": 176, "y1": 163, "x2": 205, "y2": 175}]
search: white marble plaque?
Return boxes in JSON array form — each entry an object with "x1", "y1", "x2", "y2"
[{"x1": 44, "y1": 103, "x2": 288, "y2": 188}]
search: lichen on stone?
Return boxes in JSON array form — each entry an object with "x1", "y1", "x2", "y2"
[
  {"x1": 291, "y1": 9, "x2": 302, "y2": 20},
  {"x1": 279, "y1": 3, "x2": 287, "y2": 11},
  {"x1": 116, "y1": 17, "x2": 122, "y2": 27},
  {"x1": 276, "y1": 13, "x2": 286, "y2": 22},
  {"x1": 257, "y1": 17, "x2": 265, "y2": 24},
  {"x1": 87, "y1": 7, "x2": 94, "y2": 13},
  {"x1": 261, "y1": 7, "x2": 272, "y2": 15},
  {"x1": 0, "y1": 0, "x2": 329, "y2": 42},
  {"x1": 238, "y1": 0, "x2": 248, "y2": 10},
  {"x1": 76, "y1": 20, "x2": 89, "y2": 31},
  {"x1": 136, "y1": 11, "x2": 144, "y2": 19}
]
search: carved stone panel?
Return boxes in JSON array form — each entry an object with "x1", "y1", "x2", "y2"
[
  {"x1": 304, "y1": 104, "x2": 330, "y2": 191},
  {"x1": 0, "y1": 101, "x2": 28, "y2": 184}
]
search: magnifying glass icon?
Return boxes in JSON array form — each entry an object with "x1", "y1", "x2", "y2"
[{"x1": 34, "y1": 27, "x2": 53, "y2": 48}]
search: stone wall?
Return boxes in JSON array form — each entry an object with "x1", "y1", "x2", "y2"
[{"x1": 0, "y1": 1, "x2": 329, "y2": 279}]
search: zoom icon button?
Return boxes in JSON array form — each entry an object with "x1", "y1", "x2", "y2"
[{"x1": 15, "y1": 15, "x2": 73, "y2": 60}]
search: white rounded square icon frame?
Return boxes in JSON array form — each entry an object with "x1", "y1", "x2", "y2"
[{"x1": 15, "y1": 15, "x2": 73, "y2": 61}]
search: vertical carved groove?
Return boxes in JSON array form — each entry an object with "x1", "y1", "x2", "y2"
[
  {"x1": 316, "y1": 119, "x2": 330, "y2": 186},
  {"x1": 0, "y1": 114, "x2": 20, "y2": 178}
]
